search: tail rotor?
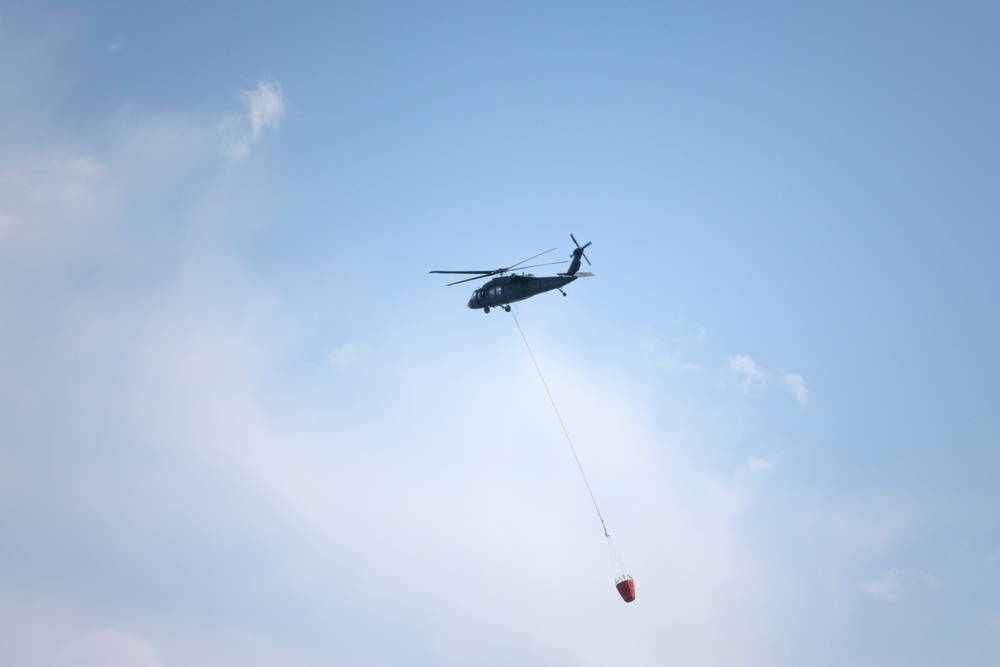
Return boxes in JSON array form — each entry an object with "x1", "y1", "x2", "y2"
[{"x1": 566, "y1": 234, "x2": 592, "y2": 275}]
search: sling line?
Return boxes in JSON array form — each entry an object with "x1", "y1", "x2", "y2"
[{"x1": 510, "y1": 309, "x2": 610, "y2": 539}]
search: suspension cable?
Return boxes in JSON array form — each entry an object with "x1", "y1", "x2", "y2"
[{"x1": 510, "y1": 309, "x2": 610, "y2": 539}]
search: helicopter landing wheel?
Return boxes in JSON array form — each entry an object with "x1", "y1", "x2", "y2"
[
  {"x1": 504, "y1": 305, "x2": 511, "y2": 312},
  {"x1": 484, "y1": 306, "x2": 490, "y2": 314}
]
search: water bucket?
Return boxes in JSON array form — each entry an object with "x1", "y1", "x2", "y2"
[{"x1": 615, "y1": 576, "x2": 636, "y2": 603}]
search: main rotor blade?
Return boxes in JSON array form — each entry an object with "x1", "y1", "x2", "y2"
[
  {"x1": 444, "y1": 274, "x2": 496, "y2": 286},
  {"x1": 514, "y1": 260, "x2": 568, "y2": 271},
  {"x1": 429, "y1": 270, "x2": 495, "y2": 275},
  {"x1": 431, "y1": 248, "x2": 557, "y2": 287},
  {"x1": 429, "y1": 269, "x2": 498, "y2": 286},
  {"x1": 507, "y1": 248, "x2": 556, "y2": 272},
  {"x1": 430, "y1": 248, "x2": 555, "y2": 277}
]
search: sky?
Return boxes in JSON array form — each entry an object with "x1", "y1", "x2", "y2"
[{"x1": 2, "y1": 1, "x2": 999, "y2": 665}]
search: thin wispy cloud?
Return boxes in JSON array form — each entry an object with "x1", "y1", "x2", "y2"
[
  {"x1": 656, "y1": 350, "x2": 700, "y2": 373},
  {"x1": 743, "y1": 455, "x2": 773, "y2": 474},
  {"x1": 644, "y1": 322, "x2": 705, "y2": 373},
  {"x1": 220, "y1": 79, "x2": 287, "y2": 160},
  {"x1": 104, "y1": 40, "x2": 123, "y2": 53},
  {"x1": 726, "y1": 357, "x2": 808, "y2": 404},
  {"x1": 729, "y1": 354, "x2": 768, "y2": 393},
  {"x1": 329, "y1": 342, "x2": 370, "y2": 370},
  {"x1": 783, "y1": 372, "x2": 809, "y2": 404},
  {"x1": 860, "y1": 568, "x2": 940, "y2": 602}
]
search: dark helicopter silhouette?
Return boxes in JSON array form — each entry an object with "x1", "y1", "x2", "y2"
[{"x1": 431, "y1": 234, "x2": 593, "y2": 313}]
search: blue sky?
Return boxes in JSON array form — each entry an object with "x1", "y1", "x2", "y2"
[{"x1": 2, "y1": 1, "x2": 999, "y2": 665}]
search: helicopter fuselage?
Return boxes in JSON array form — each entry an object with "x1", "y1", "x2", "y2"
[
  {"x1": 431, "y1": 235, "x2": 594, "y2": 312},
  {"x1": 468, "y1": 273, "x2": 579, "y2": 312}
]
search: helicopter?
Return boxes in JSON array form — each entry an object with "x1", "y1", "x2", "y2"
[{"x1": 431, "y1": 234, "x2": 593, "y2": 313}]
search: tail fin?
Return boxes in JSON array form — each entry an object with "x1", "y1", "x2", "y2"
[
  {"x1": 566, "y1": 249, "x2": 584, "y2": 276},
  {"x1": 566, "y1": 234, "x2": 592, "y2": 275}
]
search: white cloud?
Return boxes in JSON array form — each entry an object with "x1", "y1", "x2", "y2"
[
  {"x1": 104, "y1": 40, "x2": 123, "y2": 53},
  {"x1": 860, "y1": 568, "x2": 941, "y2": 601},
  {"x1": 328, "y1": 341, "x2": 370, "y2": 370},
  {"x1": 241, "y1": 80, "x2": 286, "y2": 140},
  {"x1": 641, "y1": 325, "x2": 703, "y2": 373},
  {"x1": 5, "y1": 13, "x2": 995, "y2": 666},
  {"x1": 783, "y1": 372, "x2": 809, "y2": 404},
  {"x1": 54, "y1": 630, "x2": 159, "y2": 667},
  {"x1": 743, "y1": 456, "x2": 773, "y2": 475},
  {"x1": 656, "y1": 349, "x2": 700, "y2": 373},
  {"x1": 0, "y1": 156, "x2": 120, "y2": 260},
  {"x1": 729, "y1": 354, "x2": 768, "y2": 392},
  {"x1": 220, "y1": 79, "x2": 286, "y2": 160}
]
